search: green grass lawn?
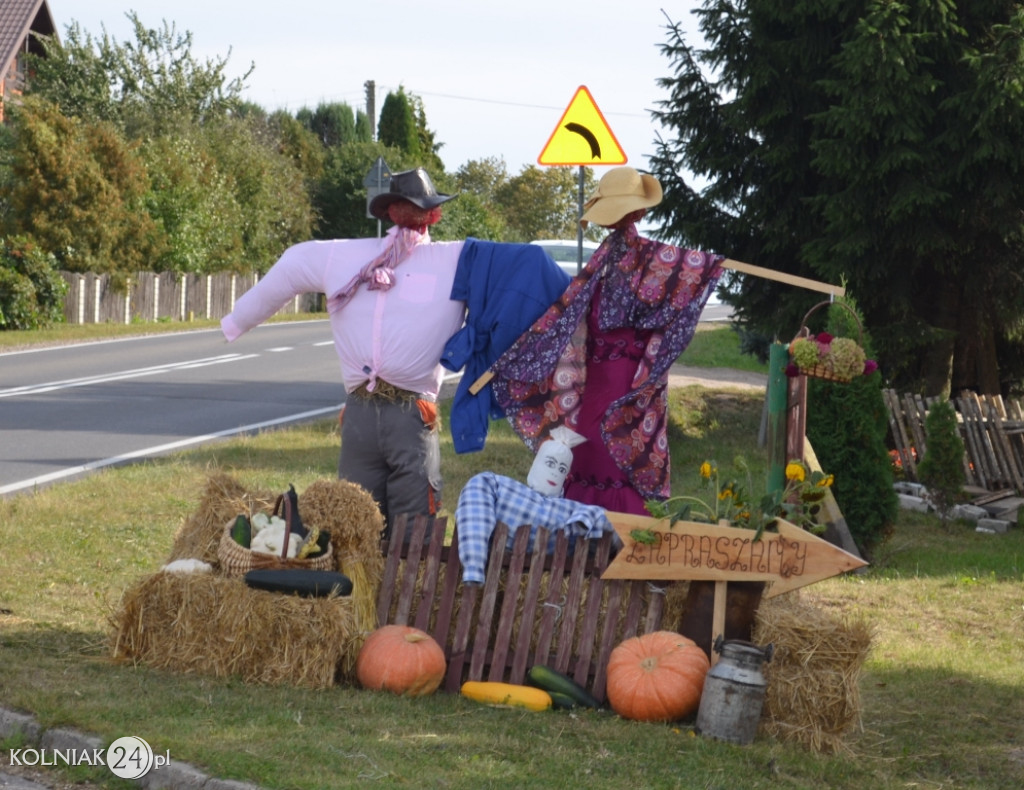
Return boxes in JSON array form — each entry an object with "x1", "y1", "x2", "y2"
[{"x1": 0, "y1": 322, "x2": 1021, "y2": 789}]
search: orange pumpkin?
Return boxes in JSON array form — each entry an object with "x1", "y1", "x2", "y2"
[
  {"x1": 355, "y1": 625, "x2": 447, "y2": 696},
  {"x1": 605, "y1": 630, "x2": 710, "y2": 722}
]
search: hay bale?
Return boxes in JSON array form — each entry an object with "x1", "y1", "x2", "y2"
[
  {"x1": 109, "y1": 572, "x2": 362, "y2": 687},
  {"x1": 753, "y1": 592, "x2": 873, "y2": 754},
  {"x1": 299, "y1": 478, "x2": 385, "y2": 638},
  {"x1": 110, "y1": 473, "x2": 387, "y2": 687},
  {"x1": 166, "y1": 473, "x2": 274, "y2": 565}
]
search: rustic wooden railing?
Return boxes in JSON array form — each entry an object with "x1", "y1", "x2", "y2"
[
  {"x1": 376, "y1": 514, "x2": 670, "y2": 703},
  {"x1": 884, "y1": 388, "x2": 1024, "y2": 492}
]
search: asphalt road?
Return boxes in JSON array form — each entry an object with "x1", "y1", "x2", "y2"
[
  {"x1": 0, "y1": 321, "x2": 347, "y2": 496},
  {"x1": 0, "y1": 298, "x2": 735, "y2": 498}
]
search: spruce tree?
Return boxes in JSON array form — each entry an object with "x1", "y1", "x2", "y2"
[
  {"x1": 916, "y1": 399, "x2": 967, "y2": 523},
  {"x1": 650, "y1": 2, "x2": 1024, "y2": 396}
]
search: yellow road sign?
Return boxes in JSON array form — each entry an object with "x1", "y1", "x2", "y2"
[{"x1": 538, "y1": 85, "x2": 627, "y2": 166}]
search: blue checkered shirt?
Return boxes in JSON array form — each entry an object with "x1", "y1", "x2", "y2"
[{"x1": 455, "y1": 472, "x2": 613, "y2": 584}]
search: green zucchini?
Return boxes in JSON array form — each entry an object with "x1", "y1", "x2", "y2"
[
  {"x1": 527, "y1": 664, "x2": 601, "y2": 709},
  {"x1": 230, "y1": 514, "x2": 251, "y2": 548},
  {"x1": 547, "y1": 691, "x2": 579, "y2": 710}
]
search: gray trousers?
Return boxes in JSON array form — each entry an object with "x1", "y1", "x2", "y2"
[{"x1": 338, "y1": 394, "x2": 442, "y2": 536}]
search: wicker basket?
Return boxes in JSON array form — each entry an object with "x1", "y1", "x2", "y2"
[
  {"x1": 796, "y1": 360, "x2": 854, "y2": 383},
  {"x1": 790, "y1": 301, "x2": 864, "y2": 384},
  {"x1": 217, "y1": 520, "x2": 335, "y2": 577}
]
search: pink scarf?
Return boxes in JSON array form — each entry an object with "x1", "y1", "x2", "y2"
[{"x1": 328, "y1": 226, "x2": 427, "y2": 312}]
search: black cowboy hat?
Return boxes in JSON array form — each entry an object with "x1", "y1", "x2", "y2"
[{"x1": 368, "y1": 167, "x2": 457, "y2": 220}]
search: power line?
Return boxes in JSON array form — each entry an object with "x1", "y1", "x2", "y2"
[
  {"x1": 255, "y1": 84, "x2": 652, "y2": 120},
  {"x1": 377, "y1": 84, "x2": 650, "y2": 118}
]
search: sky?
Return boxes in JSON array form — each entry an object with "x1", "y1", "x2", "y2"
[{"x1": 55, "y1": 2, "x2": 707, "y2": 178}]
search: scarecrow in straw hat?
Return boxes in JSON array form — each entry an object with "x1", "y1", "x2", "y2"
[
  {"x1": 221, "y1": 167, "x2": 463, "y2": 535},
  {"x1": 485, "y1": 166, "x2": 726, "y2": 516},
  {"x1": 454, "y1": 427, "x2": 614, "y2": 584}
]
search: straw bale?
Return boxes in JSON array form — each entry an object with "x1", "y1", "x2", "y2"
[
  {"x1": 297, "y1": 478, "x2": 385, "y2": 638},
  {"x1": 166, "y1": 473, "x2": 274, "y2": 565},
  {"x1": 110, "y1": 473, "x2": 388, "y2": 687},
  {"x1": 109, "y1": 571, "x2": 363, "y2": 687},
  {"x1": 753, "y1": 592, "x2": 873, "y2": 754}
]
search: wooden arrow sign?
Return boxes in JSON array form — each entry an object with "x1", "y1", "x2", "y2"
[{"x1": 601, "y1": 512, "x2": 867, "y2": 597}]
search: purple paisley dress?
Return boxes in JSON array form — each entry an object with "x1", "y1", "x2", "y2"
[{"x1": 490, "y1": 223, "x2": 723, "y2": 514}]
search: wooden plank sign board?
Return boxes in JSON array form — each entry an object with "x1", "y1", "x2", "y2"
[{"x1": 601, "y1": 512, "x2": 868, "y2": 598}]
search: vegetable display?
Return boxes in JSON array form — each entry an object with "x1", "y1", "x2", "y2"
[{"x1": 229, "y1": 512, "x2": 328, "y2": 559}]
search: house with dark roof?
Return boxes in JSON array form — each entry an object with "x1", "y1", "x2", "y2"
[{"x1": 0, "y1": 0, "x2": 56, "y2": 122}]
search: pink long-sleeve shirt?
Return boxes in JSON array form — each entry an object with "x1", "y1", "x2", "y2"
[{"x1": 221, "y1": 228, "x2": 466, "y2": 402}]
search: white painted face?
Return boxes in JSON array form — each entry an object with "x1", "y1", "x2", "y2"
[{"x1": 526, "y1": 440, "x2": 574, "y2": 497}]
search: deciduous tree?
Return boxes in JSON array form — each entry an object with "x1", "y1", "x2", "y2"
[
  {"x1": 27, "y1": 12, "x2": 252, "y2": 137},
  {"x1": 495, "y1": 165, "x2": 599, "y2": 242},
  {"x1": 3, "y1": 97, "x2": 164, "y2": 274}
]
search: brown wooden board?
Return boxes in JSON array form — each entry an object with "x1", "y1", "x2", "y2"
[
  {"x1": 602, "y1": 513, "x2": 868, "y2": 596},
  {"x1": 883, "y1": 389, "x2": 918, "y2": 477}
]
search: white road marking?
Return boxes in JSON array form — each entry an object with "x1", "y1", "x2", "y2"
[
  {"x1": 0, "y1": 354, "x2": 259, "y2": 398},
  {"x1": 0, "y1": 404, "x2": 343, "y2": 496}
]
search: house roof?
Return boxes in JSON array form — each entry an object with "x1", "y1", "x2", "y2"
[{"x1": 0, "y1": 0, "x2": 57, "y2": 86}]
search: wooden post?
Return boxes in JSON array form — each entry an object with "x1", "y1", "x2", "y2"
[
  {"x1": 787, "y1": 373, "x2": 808, "y2": 464},
  {"x1": 766, "y1": 342, "x2": 790, "y2": 494},
  {"x1": 711, "y1": 580, "x2": 727, "y2": 667}
]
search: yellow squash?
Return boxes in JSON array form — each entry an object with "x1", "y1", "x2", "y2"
[{"x1": 460, "y1": 681, "x2": 552, "y2": 712}]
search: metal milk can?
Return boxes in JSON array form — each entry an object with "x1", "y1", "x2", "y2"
[{"x1": 695, "y1": 635, "x2": 774, "y2": 745}]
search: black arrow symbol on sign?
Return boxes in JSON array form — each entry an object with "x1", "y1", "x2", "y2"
[{"x1": 564, "y1": 122, "x2": 601, "y2": 159}]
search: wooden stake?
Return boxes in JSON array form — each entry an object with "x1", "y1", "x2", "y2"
[{"x1": 711, "y1": 580, "x2": 727, "y2": 667}]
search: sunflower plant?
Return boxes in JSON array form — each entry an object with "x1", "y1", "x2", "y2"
[{"x1": 641, "y1": 457, "x2": 833, "y2": 544}]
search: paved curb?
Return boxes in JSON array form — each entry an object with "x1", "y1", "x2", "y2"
[{"x1": 0, "y1": 707, "x2": 262, "y2": 790}]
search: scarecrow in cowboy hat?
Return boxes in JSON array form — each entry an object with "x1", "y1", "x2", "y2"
[
  {"x1": 221, "y1": 167, "x2": 464, "y2": 534},
  {"x1": 222, "y1": 167, "x2": 570, "y2": 536},
  {"x1": 483, "y1": 166, "x2": 726, "y2": 517}
]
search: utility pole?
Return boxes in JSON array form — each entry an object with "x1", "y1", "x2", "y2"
[{"x1": 364, "y1": 80, "x2": 376, "y2": 141}]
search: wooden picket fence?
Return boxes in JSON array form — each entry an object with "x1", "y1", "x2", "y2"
[
  {"x1": 59, "y1": 271, "x2": 322, "y2": 325},
  {"x1": 376, "y1": 514, "x2": 670, "y2": 703},
  {"x1": 884, "y1": 389, "x2": 1024, "y2": 492}
]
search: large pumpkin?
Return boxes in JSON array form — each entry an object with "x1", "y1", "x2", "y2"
[
  {"x1": 605, "y1": 630, "x2": 710, "y2": 722},
  {"x1": 355, "y1": 625, "x2": 446, "y2": 696}
]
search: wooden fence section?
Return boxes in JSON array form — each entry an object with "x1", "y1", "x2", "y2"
[
  {"x1": 59, "y1": 271, "x2": 322, "y2": 325},
  {"x1": 377, "y1": 515, "x2": 669, "y2": 703},
  {"x1": 884, "y1": 388, "x2": 1024, "y2": 492}
]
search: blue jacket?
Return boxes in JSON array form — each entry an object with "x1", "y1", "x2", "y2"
[{"x1": 443, "y1": 239, "x2": 571, "y2": 453}]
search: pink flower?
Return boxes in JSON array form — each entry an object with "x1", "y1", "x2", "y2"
[
  {"x1": 785, "y1": 363, "x2": 801, "y2": 377},
  {"x1": 864, "y1": 359, "x2": 878, "y2": 375},
  {"x1": 816, "y1": 332, "x2": 834, "y2": 344}
]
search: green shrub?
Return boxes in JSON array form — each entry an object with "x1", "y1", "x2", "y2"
[{"x1": 0, "y1": 235, "x2": 67, "y2": 330}]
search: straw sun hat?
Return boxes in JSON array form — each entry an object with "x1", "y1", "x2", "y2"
[{"x1": 579, "y1": 166, "x2": 663, "y2": 228}]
